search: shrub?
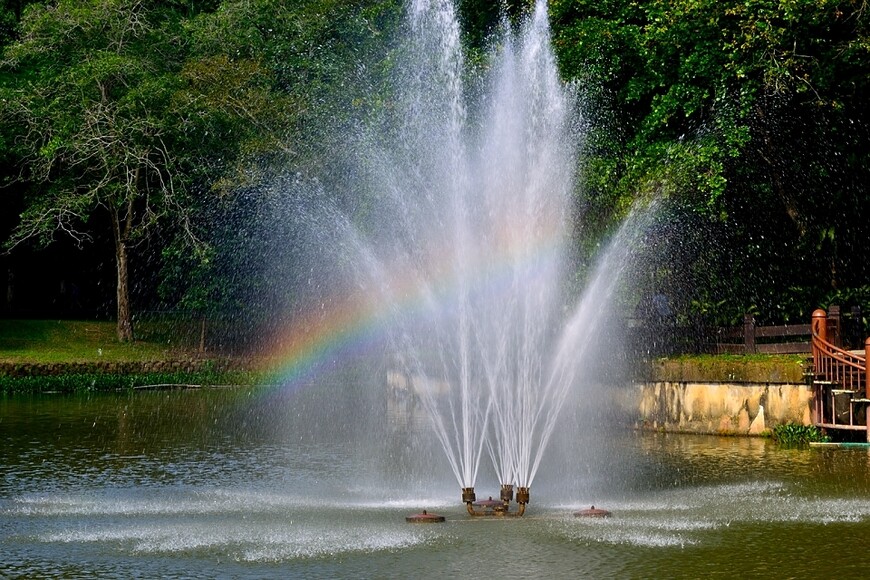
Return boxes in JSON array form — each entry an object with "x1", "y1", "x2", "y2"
[{"x1": 772, "y1": 423, "x2": 830, "y2": 446}]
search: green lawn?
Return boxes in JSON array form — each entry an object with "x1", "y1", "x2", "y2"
[
  {"x1": 0, "y1": 319, "x2": 180, "y2": 363},
  {"x1": 2, "y1": 319, "x2": 808, "y2": 382},
  {"x1": 0, "y1": 319, "x2": 271, "y2": 393}
]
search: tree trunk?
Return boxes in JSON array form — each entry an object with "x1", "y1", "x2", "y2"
[
  {"x1": 116, "y1": 240, "x2": 133, "y2": 342},
  {"x1": 111, "y1": 208, "x2": 134, "y2": 342}
]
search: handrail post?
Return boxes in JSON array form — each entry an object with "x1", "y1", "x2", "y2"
[
  {"x1": 850, "y1": 306, "x2": 862, "y2": 349},
  {"x1": 812, "y1": 309, "x2": 827, "y2": 368},
  {"x1": 811, "y1": 309, "x2": 827, "y2": 427},
  {"x1": 744, "y1": 314, "x2": 756, "y2": 354},
  {"x1": 865, "y1": 337, "x2": 870, "y2": 442},
  {"x1": 828, "y1": 305, "x2": 842, "y2": 347}
]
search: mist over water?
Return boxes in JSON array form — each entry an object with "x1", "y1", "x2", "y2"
[{"x1": 295, "y1": 0, "x2": 652, "y2": 492}]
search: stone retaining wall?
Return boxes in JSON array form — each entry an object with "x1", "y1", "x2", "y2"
[{"x1": 635, "y1": 381, "x2": 812, "y2": 435}]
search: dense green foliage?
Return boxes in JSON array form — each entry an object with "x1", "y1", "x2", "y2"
[
  {"x1": 551, "y1": 0, "x2": 870, "y2": 326},
  {"x1": 1, "y1": 0, "x2": 869, "y2": 347},
  {"x1": 772, "y1": 423, "x2": 830, "y2": 446}
]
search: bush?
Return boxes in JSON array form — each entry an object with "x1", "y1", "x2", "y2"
[{"x1": 772, "y1": 423, "x2": 830, "y2": 446}]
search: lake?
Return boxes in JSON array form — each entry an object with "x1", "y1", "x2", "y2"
[{"x1": 2, "y1": 385, "x2": 870, "y2": 578}]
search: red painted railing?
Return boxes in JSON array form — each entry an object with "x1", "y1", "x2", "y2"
[
  {"x1": 811, "y1": 309, "x2": 870, "y2": 437},
  {"x1": 811, "y1": 309, "x2": 865, "y2": 391}
]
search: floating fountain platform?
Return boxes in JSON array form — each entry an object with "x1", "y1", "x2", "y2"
[
  {"x1": 406, "y1": 510, "x2": 446, "y2": 523},
  {"x1": 473, "y1": 497, "x2": 505, "y2": 509},
  {"x1": 574, "y1": 505, "x2": 611, "y2": 518}
]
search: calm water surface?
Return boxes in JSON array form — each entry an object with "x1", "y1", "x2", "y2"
[{"x1": 2, "y1": 387, "x2": 870, "y2": 579}]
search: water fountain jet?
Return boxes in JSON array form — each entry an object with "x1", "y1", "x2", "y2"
[{"x1": 313, "y1": 0, "x2": 650, "y2": 515}]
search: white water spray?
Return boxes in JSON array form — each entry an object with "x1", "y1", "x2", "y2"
[{"x1": 343, "y1": 0, "x2": 648, "y2": 492}]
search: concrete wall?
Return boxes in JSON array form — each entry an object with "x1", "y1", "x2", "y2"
[{"x1": 635, "y1": 381, "x2": 812, "y2": 435}]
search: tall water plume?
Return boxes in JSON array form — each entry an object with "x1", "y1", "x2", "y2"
[
  {"x1": 312, "y1": 0, "x2": 640, "y2": 493},
  {"x1": 351, "y1": 0, "x2": 577, "y2": 491}
]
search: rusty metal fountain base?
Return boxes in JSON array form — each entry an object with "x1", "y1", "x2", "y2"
[
  {"x1": 406, "y1": 510, "x2": 446, "y2": 523},
  {"x1": 574, "y1": 505, "x2": 611, "y2": 518},
  {"x1": 462, "y1": 486, "x2": 529, "y2": 517}
]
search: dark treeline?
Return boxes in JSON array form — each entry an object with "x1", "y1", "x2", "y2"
[
  {"x1": 550, "y1": 0, "x2": 870, "y2": 331},
  {"x1": 1, "y1": 0, "x2": 868, "y2": 345}
]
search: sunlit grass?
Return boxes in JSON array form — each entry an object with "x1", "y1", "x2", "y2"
[{"x1": 0, "y1": 320, "x2": 179, "y2": 363}]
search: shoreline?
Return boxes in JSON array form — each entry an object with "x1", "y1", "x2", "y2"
[
  {"x1": 3, "y1": 356, "x2": 816, "y2": 439},
  {"x1": 0, "y1": 358, "x2": 268, "y2": 393}
]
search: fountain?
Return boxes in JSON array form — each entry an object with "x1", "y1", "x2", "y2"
[
  {"x1": 310, "y1": 0, "x2": 645, "y2": 515},
  {"x1": 224, "y1": 0, "x2": 662, "y2": 521},
  {"x1": 6, "y1": 2, "x2": 870, "y2": 576}
]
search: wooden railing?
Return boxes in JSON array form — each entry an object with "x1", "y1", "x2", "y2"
[
  {"x1": 629, "y1": 304, "x2": 863, "y2": 356},
  {"x1": 811, "y1": 309, "x2": 870, "y2": 437},
  {"x1": 713, "y1": 314, "x2": 812, "y2": 354}
]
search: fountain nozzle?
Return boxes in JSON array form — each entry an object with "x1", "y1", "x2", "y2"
[
  {"x1": 516, "y1": 487, "x2": 530, "y2": 505},
  {"x1": 462, "y1": 487, "x2": 477, "y2": 516},
  {"x1": 500, "y1": 484, "x2": 514, "y2": 503}
]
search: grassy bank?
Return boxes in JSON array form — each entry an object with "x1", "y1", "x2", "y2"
[
  {"x1": 0, "y1": 370, "x2": 267, "y2": 393},
  {"x1": 1, "y1": 319, "x2": 812, "y2": 393},
  {"x1": 0, "y1": 319, "x2": 267, "y2": 392},
  {"x1": 0, "y1": 319, "x2": 178, "y2": 363},
  {"x1": 646, "y1": 353, "x2": 809, "y2": 383}
]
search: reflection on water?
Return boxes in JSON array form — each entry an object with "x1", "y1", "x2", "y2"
[{"x1": 3, "y1": 389, "x2": 870, "y2": 578}]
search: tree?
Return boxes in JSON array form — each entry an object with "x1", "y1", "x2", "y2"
[
  {"x1": 0, "y1": 0, "x2": 200, "y2": 340},
  {"x1": 0, "y1": 0, "x2": 284, "y2": 340},
  {"x1": 157, "y1": 0, "x2": 404, "y2": 341},
  {"x1": 550, "y1": 0, "x2": 870, "y2": 325}
]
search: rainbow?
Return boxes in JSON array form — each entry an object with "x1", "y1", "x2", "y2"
[{"x1": 258, "y1": 222, "x2": 568, "y2": 396}]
